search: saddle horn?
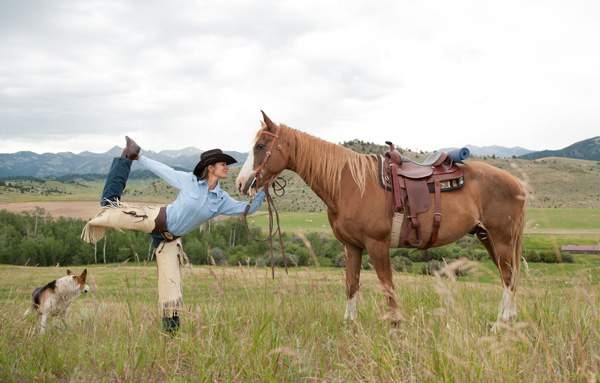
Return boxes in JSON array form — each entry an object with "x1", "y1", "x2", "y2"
[{"x1": 384, "y1": 141, "x2": 403, "y2": 166}]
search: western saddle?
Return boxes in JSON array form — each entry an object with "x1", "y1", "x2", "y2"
[{"x1": 383, "y1": 141, "x2": 468, "y2": 248}]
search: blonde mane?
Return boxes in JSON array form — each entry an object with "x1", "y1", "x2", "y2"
[{"x1": 260, "y1": 124, "x2": 377, "y2": 200}]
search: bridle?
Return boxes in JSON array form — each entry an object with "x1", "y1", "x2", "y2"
[
  {"x1": 243, "y1": 124, "x2": 289, "y2": 279},
  {"x1": 253, "y1": 124, "x2": 288, "y2": 184}
]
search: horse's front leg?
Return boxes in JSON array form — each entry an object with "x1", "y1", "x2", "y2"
[
  {"x1": 365, "y1": 239, "x2": 400, "y2": 325},
  {"x1": 343, "y1": 244, "x2": 363, "y2": 324}
]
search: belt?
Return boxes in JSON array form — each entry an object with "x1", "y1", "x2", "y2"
[{"x1": 152, "y1": 206, "x2": 179, "y2": 241}]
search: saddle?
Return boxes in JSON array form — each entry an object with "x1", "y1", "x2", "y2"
[{"x1": 383, "y1": 142, "x2": 469, "y2": 248}]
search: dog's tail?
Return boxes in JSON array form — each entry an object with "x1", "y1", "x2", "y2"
[{"x1": 24, "y1": 300, "x2": 38, "y2": 316}]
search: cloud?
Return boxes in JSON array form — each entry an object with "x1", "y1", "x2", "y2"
[{"x1": 0, "y1": 0, "x2": 598, "y2": 154}]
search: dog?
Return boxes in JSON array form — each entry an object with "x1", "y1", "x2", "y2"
[{"x1": 24, "y1": 269, "x2": 90, "y2": 333}]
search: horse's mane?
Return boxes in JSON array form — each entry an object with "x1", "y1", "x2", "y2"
[{"x1": 261, "y1": 124, "x2": 377, "y2": 200}]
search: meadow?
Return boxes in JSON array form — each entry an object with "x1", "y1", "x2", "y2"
[
  {"x1": 1, "y1": 155, "x2": 599, "y2": 381},
  {"x1": 249, "y1": 208, "x2": 600, "y2": 251},
  {"x1": 1, "y1": 256, "x2": 599, "y2": 382}
]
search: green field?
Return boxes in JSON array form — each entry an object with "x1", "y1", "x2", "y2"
[
  {"x1": 249, "y1": 208, "x2": 600, "y2": 250},
  {"x1": 1, "y1": 260, "x2": 599, "y2": 382}
]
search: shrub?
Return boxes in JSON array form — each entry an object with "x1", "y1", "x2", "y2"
[
  {"x1": 473, "y1": 249, "x2": 489, "y2": 261},
  {"x1": 260, "y1": 253, "x2": 297, "y2": 268},
  {"x1": 456, "y1": 235, "x2": 478, "y2": 247},
  {"x1": 361, "y1": 255, "x2": 373, "y2": 270},
  {"x1": 560, "y1": 252, "x2": 575, "y2": 263},
  {"x1": 455, "y1": 249, "x2": 471, "y2": 260},
  {"x1": 540, "y1": 250, "x2": 558, "y2": 263},
  {"x1": 421, "y1": 260, "x2": 441, "y2": 275},
  {"x1": 390, "y1": 248, "x2": 411, "y2": 257},
  {"x1": 391, "y1": 256, "x2": 413, "y2": 273},
  {"x1": 318, "y1": 256, "x2": 332, "y2": 267},
  {"x1": 427, "y1": 247, "x2": 451, "y2": 261},
  {"x1": 285, "y1": 245, "x2": 310, "y2": 266},
  {"x1": 420, "y1": 259, "x2": 470, "y2": 277},
  {"x1": 524, "y1": 249, "x2": 541, "y2": 262},
  {"x1": 208, "y1": 248, "x2": 227, "y2": 265},
  {"x1": 408, "y1": 250, "x2": 428, "y2": 263},
  {"x1": 333, "y1": 253, "x2": 346, "y2": 268}
]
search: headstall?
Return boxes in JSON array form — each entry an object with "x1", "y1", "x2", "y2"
[{"x1": 253, "y1": 124, "x2": 288, "y2": 182}]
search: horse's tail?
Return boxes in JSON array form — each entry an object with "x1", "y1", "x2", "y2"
[{"x1": 510, "y1": 185, "x2": 527, "y2": 290}]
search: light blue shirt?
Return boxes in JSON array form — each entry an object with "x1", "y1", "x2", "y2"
[{"x1": 138, "y1": 156, "x2": 266, "y2": 237}]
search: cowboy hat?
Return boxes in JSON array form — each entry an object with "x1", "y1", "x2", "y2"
[{"x1": 193, "y1": 149, "x2": 237, "y2": 177}]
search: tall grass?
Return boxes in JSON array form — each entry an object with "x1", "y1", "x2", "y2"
[{"x1": 1, "y1": 261, "x2": 599, "y2": 382}]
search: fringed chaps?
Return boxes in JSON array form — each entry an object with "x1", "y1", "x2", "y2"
[
  {"x1": 81, "y1": 201, "x2": 161, "y2": 244},
  {"x1": 156, "y1": 239, "x2": 184, "y2": 318},
  {"x1": 81, "y1": 201, "x2": 185, "y2": 318}
]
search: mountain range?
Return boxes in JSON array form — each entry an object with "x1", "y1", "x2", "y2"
[
  {"x1": 0, "y1": 147, "x2": 248, "y2": 178},
  {"x1": 0, "y1": 137, "x2": 598, "y2": 178},
  {"x1": 518, "y1": 136, "x2": 600, "y2": 161},
  {"x1": 439, "y1": 144, "x2": 534, "y2": 158}
]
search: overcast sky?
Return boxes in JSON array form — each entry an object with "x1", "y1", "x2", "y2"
[{"x1": 1, "y1": 0, "x2": 598, "y2": 155}]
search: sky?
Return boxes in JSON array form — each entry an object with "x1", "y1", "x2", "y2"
[{"x1": 1, "y1": 0, "x2": 599, "y2": 155}]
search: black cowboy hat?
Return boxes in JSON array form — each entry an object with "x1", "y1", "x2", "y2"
[{"x1": 193, "y1": 149, "x2": 237, "y2": 177}]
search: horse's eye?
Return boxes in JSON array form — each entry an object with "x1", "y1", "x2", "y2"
[{"x1": 256, "y1": 144, "x2": 265, "y2": 151}]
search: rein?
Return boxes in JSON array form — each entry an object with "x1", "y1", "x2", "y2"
[
  {"x1": 242, "y1": 124, "x2": 290, "y2": 279},
  {"x1": 243, "y1": 178, "x2": 288, "y2": 279}
]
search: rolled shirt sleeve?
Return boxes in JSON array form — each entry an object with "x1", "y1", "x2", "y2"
[{"x1": 218, "y1": 189, "x2": 266, "y2": 216}]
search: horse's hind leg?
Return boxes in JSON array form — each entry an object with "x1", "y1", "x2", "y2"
[
  {"x1": 475, "y1": 222, "x2": 523, "y2": 329},
  {"x1": 364, "y1": 239, "x2": 400, "y2": 325},
  {"x1": 343, "y1": 244, "x2": 363, "y2": 323}
]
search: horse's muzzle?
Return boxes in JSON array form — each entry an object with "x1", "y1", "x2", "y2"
[{"x1": 239, "y1": 175, "x2": 257, "y2": 195}]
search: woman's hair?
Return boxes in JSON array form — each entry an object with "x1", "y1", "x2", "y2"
[{"x1": 197, "y1": 165, "x2": 211, "y2": 181}]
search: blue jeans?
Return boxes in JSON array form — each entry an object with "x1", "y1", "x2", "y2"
[
  {"x1": 100, "y1": 157, "x2": 132, "y2": 207},
  {"x1": 100, "y1": 157, "x2": 164, "y2": 249}
]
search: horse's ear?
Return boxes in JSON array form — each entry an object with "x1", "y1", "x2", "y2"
[
  {"x1": 260, "y1": 121, "x2": 267, "y2": 129},
  {"x1": 261, "y1": 110, "x2": 277, "y2": 132}
]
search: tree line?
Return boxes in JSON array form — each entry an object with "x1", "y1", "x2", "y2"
[
  {"x1": 0, "y1": 208, "x2": 342, "y2": 267},
  {"x1": 0, "y1": 208, "x2": 574, "y2": 269}
]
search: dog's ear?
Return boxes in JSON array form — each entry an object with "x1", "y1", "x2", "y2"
[{"x1": 67, "y1": 269, "x2": 74, "y2": 276}]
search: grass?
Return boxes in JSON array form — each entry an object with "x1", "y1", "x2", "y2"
[
  {"x1": 248, "y1": 208, "x2": 600, "y2": 250},
  {"x1": 525, "y1": 208, "x2": 600, "y2": 231},
  {"x1": 1, "y1": 260, "x2": 599, "y2": 382}
]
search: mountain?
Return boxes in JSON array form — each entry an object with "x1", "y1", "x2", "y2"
[
  {"x1": 518, "y1": 136, "x2": 600, "y2": 161},
  {"x1": 2, "y1": 136, "x2": 598, "y2": 178},
  {"x1": 438, "y1": 145, "x2": 534, "y2": 158},
  {"x1": 0, "y1": 147, "x2": 248, "y2": 178}
]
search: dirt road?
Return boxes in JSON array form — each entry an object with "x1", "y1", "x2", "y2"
[
  {"x1": 0, "y1": 201, "x2": 263, "y2": 221},
  {"x1": 1, "y1": 201, "x2": 108, "y2": 220}
]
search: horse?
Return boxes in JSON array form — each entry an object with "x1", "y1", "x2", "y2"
[{"x1": 236, "y1": 111, "x2": 526, "y2": 329}]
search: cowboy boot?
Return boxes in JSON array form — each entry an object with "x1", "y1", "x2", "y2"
[
  {"x1": 162, "y1": 315, "x2": 180, "y2": 334},
  {"x1": 121, "y1": 136, "x2": 141, "y2": 160}
]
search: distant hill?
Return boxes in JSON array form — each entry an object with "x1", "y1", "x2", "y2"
[
  {"x1": 439, "y1": 145, "x2": 534, "y2": 158},
  {"x1": 339, "y1": 139, "x2": 534, "y2": 158},
  {"x1": 2, "y1": 137, "x2": 600, "y2": 209},
  {"x1": 0, "y1": 147, "x2": 248, "y2": 178},
  {"x1": 1, "y1": 136, "x2": 598, "y2": 178},
  {"x1": 518, "y1": 136, "x2": 600, "y2": 161}
]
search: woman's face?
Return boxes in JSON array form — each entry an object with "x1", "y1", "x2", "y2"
[{"x1": 209, "y1": 162, "x2": 229, "y2": 179}]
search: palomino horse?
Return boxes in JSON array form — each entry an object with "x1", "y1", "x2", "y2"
[{"x1": 237, "y1": 111, "x2": 526, "y2": 328}]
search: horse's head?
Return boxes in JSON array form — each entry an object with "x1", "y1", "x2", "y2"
[{"x1": 236, "y1": 111, "x2": 289, "y2": 195}]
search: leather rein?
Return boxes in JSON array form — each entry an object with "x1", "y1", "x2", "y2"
[{"x1": 242, "y1": 125, "x2": 289, "y2": 279}]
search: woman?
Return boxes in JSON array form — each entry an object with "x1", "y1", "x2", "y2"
[{"x1": 82, "y1": 137, "x2": 265, "y2": 332}]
